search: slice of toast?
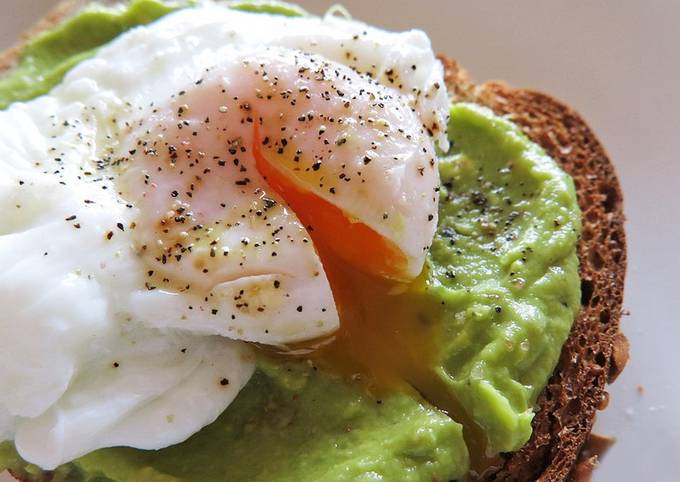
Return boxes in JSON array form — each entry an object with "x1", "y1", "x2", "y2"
[{"x1": 1, "y1": 4, "x2": 628, "y2": 481}]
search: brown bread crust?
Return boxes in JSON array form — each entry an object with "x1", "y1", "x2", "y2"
[
  {"x1": 2, "y1": 5, "x2": 627, "y2": 482},
  {"x1": 439, "y1": 56, "x2": 628, "y2": 482},
  {"x1": 0, "y1": 0, "x2": 86, "y2": 74}
]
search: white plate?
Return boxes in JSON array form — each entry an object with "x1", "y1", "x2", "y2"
[{"x1": 1, "y1": 1, "x2": 678, "y2": 481}]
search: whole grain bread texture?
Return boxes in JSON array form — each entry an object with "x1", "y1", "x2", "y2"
[{"x1": 1, "y1": 3, "x2": 628, "y2": 482}]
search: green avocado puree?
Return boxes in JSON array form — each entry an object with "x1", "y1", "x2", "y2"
[
  {"x1": 432, "y1": 103, "x2": 581, "y2": 456},
  {"x1": 3, "y1": 363, "x2": 467, "y2": 482},
  {"x1": 0, "y1": 2, "x2": 581, "y2": 481}
]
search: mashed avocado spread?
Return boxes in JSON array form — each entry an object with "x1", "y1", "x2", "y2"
[{"x1": 0, "y1": 1, "x2": 581, "y2": 480}]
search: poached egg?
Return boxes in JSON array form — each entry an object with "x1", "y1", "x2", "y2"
[{"x1": 0, "y1": 4, "x2": 449, "y2": 469}]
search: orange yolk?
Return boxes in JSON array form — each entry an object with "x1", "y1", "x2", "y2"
[{"x1": 252, "y1": 123, "x2": 408, "y2": 281}]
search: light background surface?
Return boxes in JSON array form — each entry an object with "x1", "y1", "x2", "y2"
[{"x1": 1, "y1": 1, "x2": 678, "y2": 481}]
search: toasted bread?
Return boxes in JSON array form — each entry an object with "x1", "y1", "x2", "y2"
[{"x1": 1, "y1": 3, "x2": 628, "y2": 482}]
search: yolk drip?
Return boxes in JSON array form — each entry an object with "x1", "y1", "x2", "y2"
[
  {"x1": 253, "y1": 125, "x2": 499, "y2": 477},
  {"x1": 302, "y1": 251, "x2": 499, "y2": 478}
]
